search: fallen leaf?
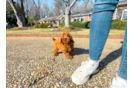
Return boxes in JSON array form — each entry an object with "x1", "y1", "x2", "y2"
[
  {"x1": 49, "y1": 84, "x2": 53, "y2": 87},
  {"x1": 45, "y1": 67, "x2": 48, "y2": 69},
  {"x1": 25, "y1": 82, "x2": 29, "y2": 85},
  {"x1": 38, "y1": 81, "x2": 41, "y2": 83},
  {"x1": 53, "y1": 75, "x2": 55, "y2": 78},
  {"x1": 84, "y1": 58, "x2": 87, "y2": 60},
  {"x1": 44, "y1": 82, "x2": 47, "y2": 85},
  {"x1": 14, "y1": 80, "x2": 17, "y2": 83},
  {"x1": 42, "y1": 79, "x2": 44, "y2": 81},
  {"x1": 42, "y1": 65, "x2": 44, "y2": 68}
]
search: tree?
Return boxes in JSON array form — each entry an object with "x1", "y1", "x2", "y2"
[
  {"x1": 6, "y1": 1, "x2": 17, "y2": 26},
  {"x1": 87, "y1": 1, "x2": 94, "y2": 9},
  {"x1": 71, "y1": 1, "x2": 79, "y2": 13},
  {"x1": 20, "y1": 0, "x2": 26, "y2": 26},
  {"x1": 31, "y1": 0, "x2": 43, "y2": 20},
  {"x1": 49, "y1": 12, "x2": 54, "y2": 17},
  {"x1": 53, "y1": 0, "x2": 62, "y2": 16},
  {"x1": 23, "y1": 0, "x2": 33, "y2": 18},
  {"x1": 71, "y1": 0, "x2": 93, "y2": 13},
  {"x1": 42, "y1": 1, "x2": 49, "y2": 17},
  {"x1": 8, "y1": 0, "x2": 23, "y2": 27},
  {"x1": 27, "y1": 16, "x2": 34, "y2": 27},
  {"x1": 83, "y1": 0, "x2": 90, "y2": 9},
  {"x1": 63, "y1": 0, "x2": 77, "y2": 27}
]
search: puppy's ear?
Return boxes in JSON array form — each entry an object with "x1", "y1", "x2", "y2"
[
  {"x1": 67, "y1": 33, "x2": 74, "y2": 43},
  {"x1": 60, "y1": 38, "x2": 64, "y2": 44},
  {"x1": 71, "y1": 38, "x2": 74, "y2": 43},
  {"x1": 61, "y1": 32, "x2": 65, "y2": 37}
]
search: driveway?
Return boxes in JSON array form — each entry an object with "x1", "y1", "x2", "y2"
[{"x1": 6, "y1": 37, "x2": 123, "y2": 88}]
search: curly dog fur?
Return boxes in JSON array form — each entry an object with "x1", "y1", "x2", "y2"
[{"x1": 52, "y1": 32, "x2": 76, "y2": 59}]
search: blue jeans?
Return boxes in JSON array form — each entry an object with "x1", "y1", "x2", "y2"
[{"x1": 89, "y1": 0, "x2": 127, "y2": 80}]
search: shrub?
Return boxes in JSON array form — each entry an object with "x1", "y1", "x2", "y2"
[
  {"x1": 58, "y1": 19, "x2": 126, "y2": 29},
  {"x1": 13, "y1": 27, "x2": 19, "y2": 30},
  {"x1": 38, "y1": 24, "x2": 42, "y2": 28},
  {"x1": 70, "y1": 21, "x2": 84, "y2": 28},
  {"x1": 83, "y1": 21, "x2": 90, "y2": 28},
  {"x1": 111, "y1": 19, "x2": 127, "y2": 30},
  {"x1": 38, "y1": 23, "x2": 53, "y2": 28},
  {"x1": 61, "y1": 26, "x2": 67, "y2": 30},
  {"x1": 59, "y1": 21, "x2": 91, "y2": 28},
  {"x1": 69, "y1": 25, "x2": 74, "y2": 30},
  {"x1": 58, "y1": 26, "x2": 61, "y2": 29},
  {"x1": 59, "y1": 23, "x2": 65, "y2": 27},
  {"x1": 33, "y1": 25, "x2": 36, "y2": 28}
]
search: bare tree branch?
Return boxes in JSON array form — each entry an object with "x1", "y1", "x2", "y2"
[
  {"x1": 69, "y1": 0, "x2": 77, "y2": 11},
  {"x1": 63, "y1": 0, "x2": 68, "y2": 4}
]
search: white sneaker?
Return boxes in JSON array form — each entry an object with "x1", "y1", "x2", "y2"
[
  {"x1": 71, "y1": 58, "x2": 99, "y2": 85},
  {"x1": 109, "y1": 78, "x2": 127, "y2": 88}
]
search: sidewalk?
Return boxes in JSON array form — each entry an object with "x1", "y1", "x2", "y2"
[
  {"x1": 6, "y1": 38, "x2": 123, "y2": 88},
  {"x1": 6, "y1": 34, "x2": 124, "y2": 39}
]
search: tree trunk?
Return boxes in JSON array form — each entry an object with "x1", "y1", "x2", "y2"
[
  {"x1": 21, "y1": 0, "x2": 26, "y2": 26},
  {"x1": 31, "y1": 24, "x2": 32, "y2": 28},
  {"x1": 64, "y1": 0, "x2": 77, "y2": 27},
  {"x1": 65, "y1": 7, "x2": 70, "y2": 27},
  {"x1": 8, "y1": 0, "x2": 23, "y2": 27}
]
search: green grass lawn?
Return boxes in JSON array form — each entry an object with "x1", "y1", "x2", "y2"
[{"x1": 6, "y1": 28, "x2": 125, "y2": 35}]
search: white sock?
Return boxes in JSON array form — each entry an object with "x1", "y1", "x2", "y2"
[{"x1": 88, "y1": 57, "x2": 98, "y2": 64}]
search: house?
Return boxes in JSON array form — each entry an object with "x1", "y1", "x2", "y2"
[
  {"x1": 113, "y1": 0, "x2": 127, "y2": 20},
  {"x1": 36, "y1": 14, "x2": 65, "y2": 27},
  {"x1": 36, "y1": 1, "x2": 127, "y2": 26}
]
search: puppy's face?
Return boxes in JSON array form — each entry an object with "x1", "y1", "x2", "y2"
[{"x1": 61, "y1": 32, "x2": 74, "y2": 44}]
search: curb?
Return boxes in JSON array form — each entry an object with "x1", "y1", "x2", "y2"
[{"x1": 6, "y1": 34, "x2": 124, "y2": 39}]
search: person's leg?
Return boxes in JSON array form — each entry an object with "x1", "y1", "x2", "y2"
[
  {"x1": 110, "y1": 24, "x2": 127, "y2": 88},
  {"x1": 117, "y1": 24, "x2": 127, "y2": 81},
  {"x1": 72, "y1": 0, "x2": 119, "y2": 85},
  {"x1": 89, "y1": 0, "x2": 119, "y2": 62}
]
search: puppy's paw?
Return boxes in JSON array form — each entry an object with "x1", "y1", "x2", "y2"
[
  {"x1": 66, "y1": 55, "x2": 72, "y2": 59},
  {"x1": 71, "y1": 49, "x2": 76, "y2": 54},
  {"x1": 53, "y1": 53, "x2": 58, "y2": 56}
]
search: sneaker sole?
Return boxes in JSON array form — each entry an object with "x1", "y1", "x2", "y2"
[{"x1": 72, "y1": 68, "x2": 99, "y2": 85}]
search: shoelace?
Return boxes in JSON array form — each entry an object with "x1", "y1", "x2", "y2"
[{"x1": 78, "y1": 60, "x2": 94, "y2": 72}]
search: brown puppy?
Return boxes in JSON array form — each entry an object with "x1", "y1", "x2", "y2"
[{"x1": 52, "y1": 32, "x2": 76, "y2": 59}]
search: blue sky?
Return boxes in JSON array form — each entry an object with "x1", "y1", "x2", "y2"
[
  {"x1": 39, "y1": 0, "x2": 122, "y2": 9},
  {"x1": 32, "y1": 0, "x2": 95, "y2": 9},
  {"x1": 13, "y1": 0, "x2": 123, "y2": 10}
]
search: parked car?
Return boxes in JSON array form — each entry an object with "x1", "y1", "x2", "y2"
[{"x1": 48, "y1": 25, "x2": 52, "y2": 28}]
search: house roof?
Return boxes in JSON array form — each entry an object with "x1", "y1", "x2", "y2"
[
  {"x1": 71, "y1": 1, "x2": 127, "y2": 17},
  {"x1": 71, "y1": 8, "x2": 93, "y2": 17},
  {"x1": 38, "y1": 14, "x2": 64, "y2": 22}
]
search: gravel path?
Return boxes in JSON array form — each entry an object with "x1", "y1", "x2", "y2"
[{"x1": 6, "y1": 37, "x2": 123, "y2": 88}]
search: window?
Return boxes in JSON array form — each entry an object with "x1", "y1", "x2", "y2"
[
  {"x1": 48, "y1": 21, "x2": 51, "y2": 23},
  {"x1": 81, "y1": 16, "x2": 84, "y2": 22},
  {"x1": 73, "y1": 16, "x2": 84, "y2": 22},
  {"x1": 59, "y1": 17, "x2": 65, "y2": 24},
  {"x1": 121, "y1": 9, "x2": 127, "y2": 21},
  {"x1": 74, "y1": 17, "x2": 78, "y2": 22}
]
